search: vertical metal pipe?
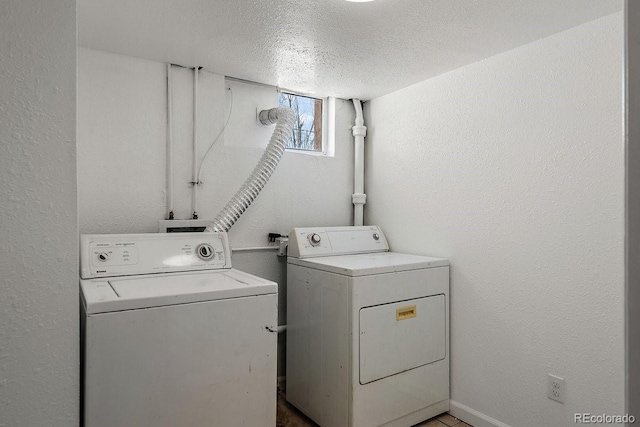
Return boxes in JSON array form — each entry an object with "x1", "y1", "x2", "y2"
[
  {"x1": 166, "y1": 63, "x2": 174, "y2": 220},
  {"x1": 192, "y1": 67, "x2": 199, "y2": 219}
]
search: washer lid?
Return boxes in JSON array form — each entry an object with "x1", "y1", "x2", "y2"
[
  {"x1": 287, "y1": 251, "x2": 448, "y2": 277},
  {"x1": 81, "y1": 269, "x2": 277, "y2": 314}
]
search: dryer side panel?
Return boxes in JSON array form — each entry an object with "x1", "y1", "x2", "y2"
[{"x1": 286, "y1": 264, "x2": 350, "y2": 427}]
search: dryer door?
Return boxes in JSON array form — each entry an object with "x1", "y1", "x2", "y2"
[{"x1": 359, "y1": 295, "x2": 446, "y2": 384}]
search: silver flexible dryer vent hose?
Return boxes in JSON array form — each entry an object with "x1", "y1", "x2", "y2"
[{"x1": 206, "y1": 107, "x2": 295, "y2": 232}]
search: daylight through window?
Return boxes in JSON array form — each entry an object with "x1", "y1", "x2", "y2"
[{"x1": 278, "y1": 92, "x2": 323, "y2": 152}]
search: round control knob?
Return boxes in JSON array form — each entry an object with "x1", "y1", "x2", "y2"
[
  {"x1": 373, "y1": 233, "x2": 380, "y2": 241},
  {"x1": 97, "y1": 252, "x2": 109, "y2": 262},
  {"x1": 196, "y1": 243, "x2": 215, "y2": 261},
  {"x1": 308, "y1": 233, "x2": 322, "y2": 246}
]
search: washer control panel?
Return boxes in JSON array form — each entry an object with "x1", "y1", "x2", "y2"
[
  {"x1": 308, "y1": 233, "x2": 322, "y2": 246},
  {"x1": 288, "y1": 226, "x2": 389, "y2": 258},
  {"x1": 196, "y1": 243, "x2": 215, "y2": 261},
  {"x1": 80, "y1": 232, "x2": 231, "y2": 279}
]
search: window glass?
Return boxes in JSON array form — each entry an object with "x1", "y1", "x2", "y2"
[{"x1": 278, "y1": 92, "x2": 323, "y2": 152}]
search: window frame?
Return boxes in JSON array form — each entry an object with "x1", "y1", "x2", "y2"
[{"x1": 277, "y1": 89, "x2": 334, "y2": 157}]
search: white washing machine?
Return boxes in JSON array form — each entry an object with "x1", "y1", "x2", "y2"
[
  {"x1": 286, "y1": 226, "x2": 449, "y2": 427},
  {"x1": 80, "y1": 232, "x2": 277, "y2": 427}
]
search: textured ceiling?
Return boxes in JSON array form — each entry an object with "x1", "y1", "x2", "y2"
[{"x1": 78, "y1": 0, "x2": 622, "y2": 100}]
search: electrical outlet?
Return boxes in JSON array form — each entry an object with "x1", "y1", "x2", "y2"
[{"x1": 547, "y1": 374, "x2": 565, "y2": 403}]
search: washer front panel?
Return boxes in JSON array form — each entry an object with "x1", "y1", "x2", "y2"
[{"x1": 83, "y1": 293, "x2": 277, "y2": 427}]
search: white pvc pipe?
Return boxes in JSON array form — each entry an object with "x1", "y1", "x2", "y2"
[
  {"x1": 192, "y1": 67, "x2": 199, "y2": 219},
  {"x1": 166, "y1": 63, "x2": 174, "y2": 220},
  {"x1": 352, "y1": 99, "x2": 367, "y2": 226}
]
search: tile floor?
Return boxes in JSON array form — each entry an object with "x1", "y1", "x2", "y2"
[{"x1": 276, "y1": 391, "x2": 472, "y2": 427}]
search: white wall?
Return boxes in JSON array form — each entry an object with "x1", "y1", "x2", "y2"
[
  {"x1": 78, "y1": 47, "x2": 355, "y2": 242},
  {"x1": 365, "y1": 13, "x2": 624, "y2": 427},
  {"x1": 0, "y1": 1, "x2": 78, "y2": 426},
  {"x1": 77, "y1": 47, "x2": 355, "y2": 373},
  {"x1": 625, "y1": 0, "x2": 640, "y2": 418}
]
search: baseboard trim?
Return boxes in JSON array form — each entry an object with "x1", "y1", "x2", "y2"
[{"x1": 449, "y1": 400, "x2": 511, "y2": 427}]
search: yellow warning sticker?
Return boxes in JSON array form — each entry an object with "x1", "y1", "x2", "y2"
[{"x1": 396, "y1": 305, "x2": 416, "y2": 321}]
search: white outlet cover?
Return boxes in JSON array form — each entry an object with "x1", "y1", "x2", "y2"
[{"x1": 547, "y1": 374, "x2": 565, "y2": 403}]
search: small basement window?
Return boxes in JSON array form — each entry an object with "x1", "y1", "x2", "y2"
[{"x1": 278, "y1": 91, "x2": 324, "y2": 153}]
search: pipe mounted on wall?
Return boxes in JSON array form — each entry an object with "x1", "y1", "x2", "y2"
[
  {"x1": 352, "y1": 99, "x2": 367, "y2": 226},
  {"x1": 192, "y1": 67, "x2": 200, "y2": 219},
  {"x1": 166, "y1": 63, "x2": 175, "y2": 220}
]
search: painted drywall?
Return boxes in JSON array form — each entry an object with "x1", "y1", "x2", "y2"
[
  {"x1": 78, "y1": 47, "x2": 354, "y2": 237},
  {"x1": 625, "y1": 0, "x2": 640, "y2": 419},
  {"x1": 77, "y1": 47, "x2": 354, "y2": 373},
  {"x1": 365, "y1": 13, "x2": 624, "y2": 427},
  {"x1": 0, "y1": 1, "x2": 78, "y2": 426}
]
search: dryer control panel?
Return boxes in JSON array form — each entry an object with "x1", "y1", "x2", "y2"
[
  {"x1": 80, "y1": 232, "x2": 231, "y2": 279},
  {"x1": 288, "y1": 226, "x2": 389, "y2": 258}
]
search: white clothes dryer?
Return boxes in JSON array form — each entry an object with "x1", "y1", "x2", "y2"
[
  {"x1": 286, "y1": 226, "x2": 449, "y2": 427},
  {"x1": 80, "y1": 232, "x2": 277, "y2": 427}
]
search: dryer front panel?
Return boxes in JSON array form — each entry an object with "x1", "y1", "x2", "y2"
[{"x1": 359, "y1": 294, "x2": 446, "y2": 384}]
